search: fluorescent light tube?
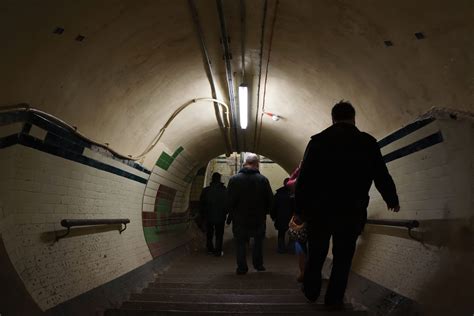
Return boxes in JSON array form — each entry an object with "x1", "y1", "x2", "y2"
[{"x1": 239, "y1": 85, "x2": 248, "y2": 129}]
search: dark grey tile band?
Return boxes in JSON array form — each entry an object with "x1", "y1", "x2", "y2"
[
  {"x1": 378, "y1": 117, "x2": 435, "y2": 148},
  {"x1": 383, "y1": 131, "x2": 443, "y2": 163},
  {"x1": 19, "y1": 134, "x2": 148, "y2": 184},
  {"x1": 0, "y1": 110, "x2": 151, "y2": 175},
  {"x1": 0, "y1": 109, "x2": 151, "y2": 183},
  {"x1": 0, "y1": 133, "x2": 19, "y2": 149}
]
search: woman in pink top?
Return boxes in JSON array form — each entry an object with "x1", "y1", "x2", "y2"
[
  {"x1": 286, "y1": 161, "x2": 307, "y2": 282},
  {"x1": 286, "y1": 163, "x2": 301, "y2": 194}
]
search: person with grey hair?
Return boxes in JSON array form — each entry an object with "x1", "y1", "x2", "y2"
[{"x1": 227, "y1": 153, "x2": 274, "y2": 275}]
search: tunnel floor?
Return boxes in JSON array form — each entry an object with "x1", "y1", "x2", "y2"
[{"x1": 105, "y1": 228, "x2": 367, "y2": 315}]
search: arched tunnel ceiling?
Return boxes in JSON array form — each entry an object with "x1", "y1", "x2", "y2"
[{"x1": 1, "y1": 0, "x2": 472, "y2": 172}]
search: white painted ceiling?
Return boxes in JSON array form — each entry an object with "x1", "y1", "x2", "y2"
[{"x1": 1, "y1": 0, "x2": 472, "y2": 171}]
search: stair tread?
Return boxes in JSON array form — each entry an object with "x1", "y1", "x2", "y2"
[
  {"x1": 118, "y1": 301, "x2": 366, "y2": 313},
  {"x1": 147, "y1": 283, "x2": 309, "y2": 290},
  {"x1": 106, "y1": 309, "x2": 366, "y2": 315},
  {"x1": 141, "y1": 288, "x2": 302, "y2": 295},
  {"x1": 130, "y1": 293, "x2": 313, "y2": 303}
]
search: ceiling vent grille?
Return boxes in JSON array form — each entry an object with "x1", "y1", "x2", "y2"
[
  {"x1": 53, "y1": 27, "x2": 64, "y2": 35},
  {"x1": 415, "y1": 32, "x2": 425, "y2": 40}
]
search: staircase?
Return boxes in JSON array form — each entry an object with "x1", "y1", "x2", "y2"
[{"x1": 105, "y1": 235, "x2": 367, "y2": 315}]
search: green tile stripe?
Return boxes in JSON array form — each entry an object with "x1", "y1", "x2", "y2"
[
  {"x1": 156, "y1": 151, "x2": 173, "y2": 170},
  {"x1": 156, "y1": 198, "x2": 172, "y2": 207},
  {"x1": 143, "y1": 226, "x2": 161, "y2": 243},
  {"x1": 144, "y1": 223, "x2": 188, "y2": 244},
  {"x1": 155, "y1": 146, "x2": 184, "y2": 170},
  {"x1": 155, "y1": 201, "x2": 172, "y2": 214},
  {"x1": 156, "y1": 198, "x2": 173, "y2": 205},
  {"x1": 172, "y1": 146, "x2": 184, "y2": 159}
]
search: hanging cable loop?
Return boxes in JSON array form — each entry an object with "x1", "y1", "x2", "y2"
[{"x1": 1, "y1": 98, "x2": 232, "y2": 162}]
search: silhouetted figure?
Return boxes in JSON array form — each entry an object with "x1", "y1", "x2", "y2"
[
  {"x1": 271, "y1": 178, "x2": 293, "y2": 253},
  {"x1": 286, "y1": 163, "x2": 307, "y2": 282},
  {"x1": 200, "y1": 172, "x2": 228, "y2": 257},
  {"x1": 295, "y1": 101, "x2": 400, "y2": 306},
  {"x1": 227, "y1": 154, "x2": 273, "y2": 274}
]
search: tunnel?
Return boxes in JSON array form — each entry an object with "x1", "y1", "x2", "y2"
[{"x1": 0, "y1": 0, "x2": 473, "y2": 315}]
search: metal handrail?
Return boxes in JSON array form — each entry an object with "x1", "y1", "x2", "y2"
[
  {"x1": 366, "y1": 219, "x2": 421, "y2": 241},
  {"x1": 366, "y1": 219, "x2": 419, "y2": 229},
  {"x1": 56, "y1": 218, "x2": 130, "y2": 241}
]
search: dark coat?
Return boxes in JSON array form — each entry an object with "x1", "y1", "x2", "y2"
[
  {"x1": 227, "y1": 167, "x2": 273, "y2": 230},
  {"x1": 295, "y1": 123, "x2": 399, "y2": 231},
  {"x1": 199, "y1": 181, "x2": 228, "y2": 224},
  {"x1": 271, "y1": 186, "x2": 293, "y2": 231}
]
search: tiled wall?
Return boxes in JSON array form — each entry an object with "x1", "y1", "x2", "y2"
[
  {"x1": 142, "y1": 145, "x2": 198, "y2": 258},
  {"x1": 0, "y1": 137, "x2": 152, "y2": 310},
  {"x1": 351, "y1": 111, "x2": 473, "y2": 309},
  {"x1": 0, "y1": 110, "x2": 206, "y2": 311}
]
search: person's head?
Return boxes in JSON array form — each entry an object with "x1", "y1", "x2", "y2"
[
  {"x1": 283, "y1": 178, "x2": 290, "y2": 186},
  {"x1": 243, "y1": 153, "x2": 260, "y2": 170},
  {"x1": 211, "y1": 172, "x2": 221, "y2": 183},
  {"x1": 331, "y1": 100, "x2": 355, "y2": 125}
]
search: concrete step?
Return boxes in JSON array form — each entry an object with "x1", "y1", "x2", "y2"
[
  {"x1": 105, "y1": 310, "x2": 365, "y2": 316},
  {"x1": 141, "y1": 288, "x2": 302, "y2": 295},
  {"x1": 115, "y1": 301, "x2": 367, "y2": 314},
  {"x1": 129, "y1": 292, "x2": 312, "y2": 303},
  {"x1": 150, "y1": 274, "x2": 320, "y2": 288},
  {"x1": 147, "y1": 282, "x2": 308, "y2": 290}
]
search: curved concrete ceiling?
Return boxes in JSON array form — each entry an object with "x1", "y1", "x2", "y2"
[{"x1": 1, "y1": 0, "x2": 472, "y2": 171}]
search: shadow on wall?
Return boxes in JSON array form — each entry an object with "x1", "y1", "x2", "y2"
[
  {"x1": 416, "y1": 218, "x2": 474, "y2": 315},
  {"x1": 40, "y1": 224, "x2": 125, "y2": 244},
  {"x1": 0, "y1": 235, "x2": 43, "y2": 315},
  {"x1": 356, "y1": 219, "x2": 474, "y2": 315}
]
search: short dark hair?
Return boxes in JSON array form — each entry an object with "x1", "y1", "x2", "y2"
[
  {"x1": 211, "y1": 172, "x2": 221, "y2": 182},
  {"x1": 331, "y1": 100, "x2": 355, "y2": 122}
]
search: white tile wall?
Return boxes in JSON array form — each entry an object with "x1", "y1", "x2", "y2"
[
  {"x1": 352, "y1": 115, "x2": 474, "y2": 302},
  {"x1": 0, "y1": 146, "x2": 152, "y2": 310},
  {"x1": 142, "y1": 146, "x2": 197, "y2": 214}
]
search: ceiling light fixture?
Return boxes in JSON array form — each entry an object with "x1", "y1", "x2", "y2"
[
  {"x1": 263, "y1": 111, "x2": 281, "y2": 121},
  {"x1": 239, "y1": 84, "x2": 248, "y2": 129}
]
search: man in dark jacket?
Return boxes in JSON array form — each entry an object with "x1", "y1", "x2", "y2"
[
  {"x1": 200, "y1": 172, "x2": 228, "y2": 257},
  {"x1": 271, "y1": 178, "x2": 293, "y2": 253},
  {"x1": 295, "y1": 101, "x2": 400, "y2": 305},
  {"x1": 227, "y1": 153, "x2": 273, "y2": 274}
]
